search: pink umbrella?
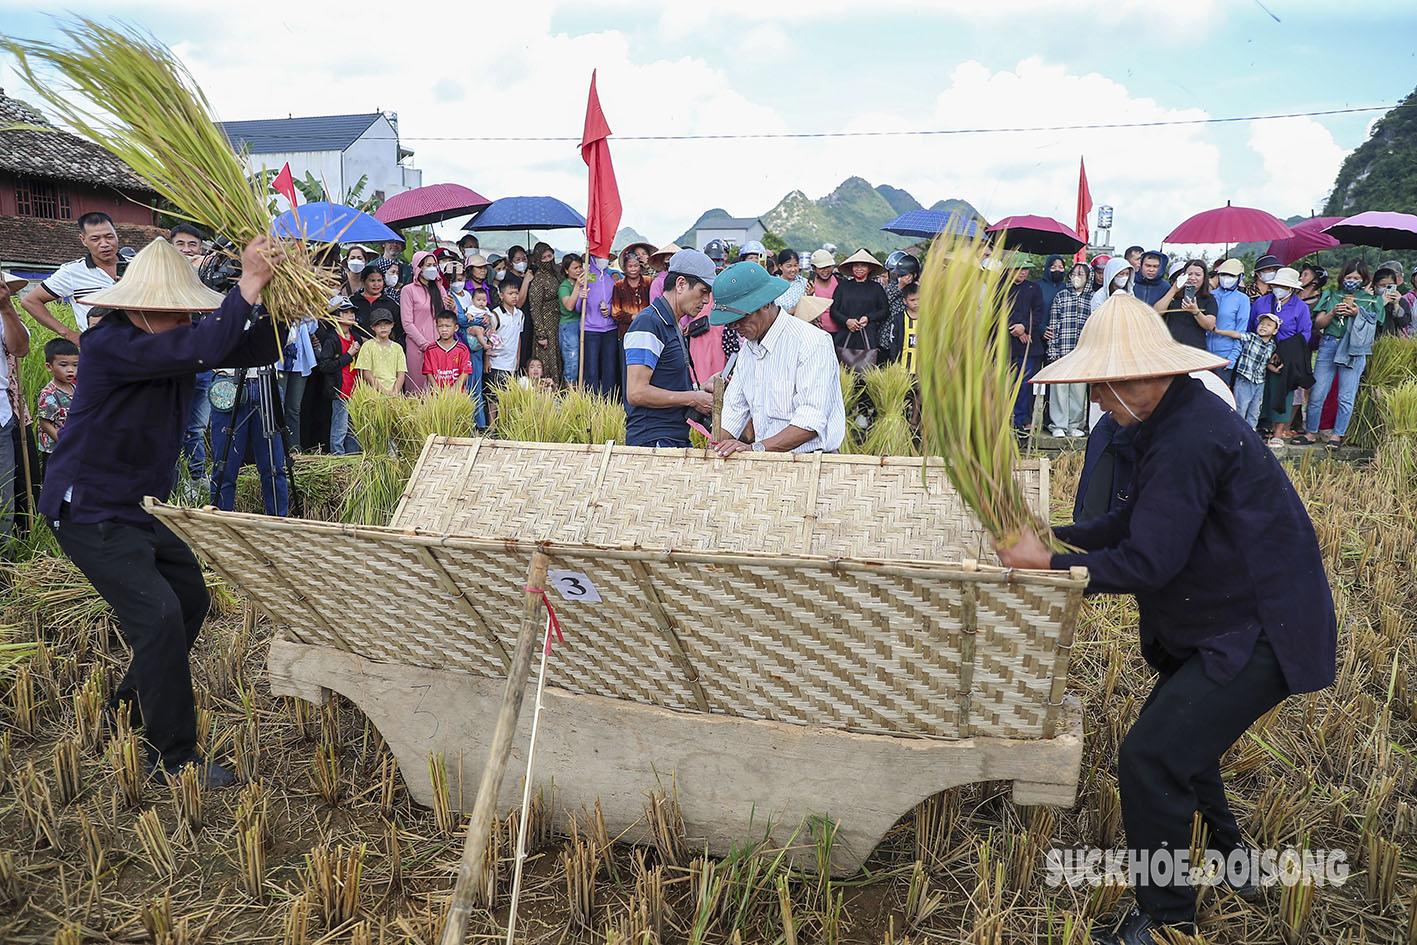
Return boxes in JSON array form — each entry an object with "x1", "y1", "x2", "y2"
[
  {"x1": 1323, "y1": 211, "x2": 1417, "y2": 251},
  {"x1": 374, "y1": 183, "x2": 493, "y2": 229},
  {"x1": 986, "y1": 214, "x2": 1085, "y2": 255},
  {"x1": 1164, "y1": 201, "x2": 1293, "y2": 244},
  {"x1": 1265, "y1": 216, "x2": 1345, "y2": 265}
]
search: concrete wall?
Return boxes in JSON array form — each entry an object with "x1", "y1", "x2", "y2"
[
  {"x1": 239, "y1": 115, "x2": 421, "y2": 207},
  {"x1": 245, "y1": 150, "x2": 346, "y2": 201}
]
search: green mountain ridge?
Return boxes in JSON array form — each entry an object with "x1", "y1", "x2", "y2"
[
  {"x1": 672, "y1": 178, "x2": 986, "y2": 256},
  {"x1": 1324, "y1": 84, "x2": 1417, "y2": 218}
]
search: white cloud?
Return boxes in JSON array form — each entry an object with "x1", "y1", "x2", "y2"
[{"x1": 0, "y1": 2, "x2": 1346, "y2": 253}]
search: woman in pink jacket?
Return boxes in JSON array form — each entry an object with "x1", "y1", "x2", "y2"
[{"x1": 400, "y1": 250, "x2": 453, "y2": 392}]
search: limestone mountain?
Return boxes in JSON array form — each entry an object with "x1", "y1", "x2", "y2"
[
  {"x1": 1324, "y1": 84, "x2": 1417, "y2": 217},
  {"x1": 673, "y1": 178, "x2": 985, "y2": 257}
]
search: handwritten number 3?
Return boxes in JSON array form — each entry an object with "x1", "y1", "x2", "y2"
[{"x1": 560, "y1": 576, "x2": 588, "y2": 597}]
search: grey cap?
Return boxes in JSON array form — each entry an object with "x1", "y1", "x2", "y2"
[{"x1": 666, "y1": 249, "x2": 717, "y2": 288}]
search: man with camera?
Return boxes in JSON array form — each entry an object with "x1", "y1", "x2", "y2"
[{"x1": 40, "y1": 234, "x2": 282, "y2": 788}]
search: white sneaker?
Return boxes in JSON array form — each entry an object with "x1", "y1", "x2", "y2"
[
  {"x1": 1068, "y1": 429, "x2": 1087, "y2": 438},
  {"x1": 1048, "y1": 426, "x2": 1066, "y2": 438}
]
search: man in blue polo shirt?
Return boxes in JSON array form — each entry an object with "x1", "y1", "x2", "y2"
[{"x1": 624, "y1": 249, "x2": 717, "y2": 447}]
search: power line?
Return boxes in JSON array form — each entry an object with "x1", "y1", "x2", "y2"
[{"x1": 227, "y1": 103, "x2": 1405, "y2": 145}]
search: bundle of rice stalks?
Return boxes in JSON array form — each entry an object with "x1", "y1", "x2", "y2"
[
  {"x1": 2, "y1": 20, "x2": 337, "y2": 326},
  {"x1": 861, "y1": 362, "x2": 917, "y2": 456},
  {"x1": 401, "y1": 384, "x2": 476, "y2": 448},
  {"x1": 916, "y1": 230, "x2": 1055, "y2": 548},
  {"x1": 1376, "y1": 380, "x2": 1417, "y2": 494},
  {"x1": 345, "y1": 384, "x2": 403, "y2": 458},
  {"x1": 838, "y1": 366, "x2": 863, "y2": 453},
  {"x1": 1347, "y1": 336, "x2": 1417, "y2": 449}
]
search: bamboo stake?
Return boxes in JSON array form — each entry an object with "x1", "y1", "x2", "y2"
[
  {"x1": 503, "y1": 600, "x2": 556, "y2": 945},
  {"x1": 711, "y1": 374, "x2": 725, "y2": 441},
  {"x1": 440, "y1": 549, "x2": 549, "y2": 945}
]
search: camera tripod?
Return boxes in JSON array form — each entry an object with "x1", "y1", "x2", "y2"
[{"x1": 210, "y1": 363, "x2": 303, "y2": 517}]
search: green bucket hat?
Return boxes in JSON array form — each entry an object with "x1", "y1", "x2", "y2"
[{"x1": 709, "y1": 261, "x2": 790, "y2": 326}]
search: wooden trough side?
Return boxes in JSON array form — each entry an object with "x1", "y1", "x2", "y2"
[{"x1": 267, "y1": 634, "x2": 1084, "y2": 875}]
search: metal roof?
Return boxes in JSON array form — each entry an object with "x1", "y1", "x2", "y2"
[{"x1": 218, "y1": 113, "x2": 385, "y2": 154}]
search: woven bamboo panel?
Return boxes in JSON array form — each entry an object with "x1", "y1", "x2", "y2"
[
  {"x1": 389, "y1": 439, "x2": 1048, "y2": 558},
  {"x1": 150, "y1": 503, "x2": 1087, "y2": 740}
]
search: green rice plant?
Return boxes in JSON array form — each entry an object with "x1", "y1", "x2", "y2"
[
  {"x1": 1349, "y1": 336, "x2": 1417, "y2": 449},
  {"x1": 838, "y1": 366, "x2": 863, "y2": 454},
  {"x1": 1375, "y1": 380, "x2": 1417, "y2": 495},
  {"x1": 916, "y1": 230, "x2": 1055, "y2": 548},
  {"x1": 861, "y1": 361, "x2": 917, "y2": 456},
  {"x1": 345, "y1": 384, "x2": 401, "y2": 457},
  {"x1": 3, "y1": 21, "x2": 338, "y2": 327},
  {"x1": 401, "y1": 384, "x2": 476, "y2": 446}
]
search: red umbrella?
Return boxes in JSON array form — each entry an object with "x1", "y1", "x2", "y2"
[
  {"x1": 986, "y1": 214, "x2": 1085, "y2": 255},
  {"x1": 374, "y1": 183, "x2": 493, "y2": 229},
  {"x1": 1323, "y1": 210, "x2": 1417, "y2": 251},
  {"x1": 1265, "y1": 216, "x2": 1345, "y2": 265},
  {"x1": 1164, "y1": 201, "x2": 1293, "y2": 244}
]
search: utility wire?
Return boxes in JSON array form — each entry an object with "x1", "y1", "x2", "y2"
[{"x1": 226, "y1": 103, "x2": 1406, "y2": 144}]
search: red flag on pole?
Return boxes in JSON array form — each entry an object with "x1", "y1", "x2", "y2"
[
  {"x1": 1074, "y1": 157, "x2": 1092, "y2": 262},
  {"x1": 272, "y1": 162, "x2": 299, "y2": 209},
  {"x1": 581, "y1": 70, "x2": 622, "y2": 260}
]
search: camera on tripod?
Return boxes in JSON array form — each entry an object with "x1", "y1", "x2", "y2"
[{"x1": 198, "y1": 236, "x2": 243, "y2": 290}]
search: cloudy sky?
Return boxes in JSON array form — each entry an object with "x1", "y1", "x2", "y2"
[{"x1": 3, "y1": 0, "x2": 1415, "y2": 251}]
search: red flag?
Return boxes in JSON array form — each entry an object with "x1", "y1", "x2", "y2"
[
  {"x1": 581, "y1": 70, "x2": 622, "y2": 259},
  {"x1": 272, "y1": 162, "x2": 299, "y2": 209},
  {"x1": 1074, "y1": 157, "x2": 1092, "y2": 262}
]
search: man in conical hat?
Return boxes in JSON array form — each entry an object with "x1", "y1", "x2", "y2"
[
  {"x1": 39, "y1": 235, "x2": 283, "y2": 789},
  {"x1": 995, "y1": 294, "x2": 1337, "y2": 945}
]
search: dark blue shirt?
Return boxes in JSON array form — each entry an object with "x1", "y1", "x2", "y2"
[
  {"x1": 1006, "y1": 279, "x2": 1048, "y2": 360},
  {"x1": 39, "y1": 289, "x2": 281, "y2": 525},
  {"x1": 1051, "y1": 375, "x2": 1336, "y2": 695},
  {"x1": 623, "y1": 297, "x2": 692, "y2": 446}
]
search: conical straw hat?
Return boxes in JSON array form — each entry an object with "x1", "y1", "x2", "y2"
[
  {"x1": 83, "y1": 237, "x2": 227, "y2": 312},
  {"x1": 1032, "y1": 293, "x2": 1228, "y2": 384},
  {"x1": 792, "y1": 294, "x2": 833, "y2": 322},
  {"x1": 838, "y1": 248, "x2": 884, "y2": 277},
  {"x1": 2, "y1": 270, "x2": 27, "y2": 293},
  {"x1": 650, "y1": 242, "x2": 683, "y2": 263}
]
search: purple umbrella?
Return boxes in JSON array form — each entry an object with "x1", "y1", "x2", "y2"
[
  {"x1": 1165, "y1": 202, "x2": 1293, "y2": 244},
  {"x1": 1265, "y1": 216, "x2": 1345, "y2": 265},
  {"x1": 375, "y1": 183, "x2": 493, "y2": 229},
  {"x1": 1323, "y1": 211, "x2": 1417, "y2": 251}
]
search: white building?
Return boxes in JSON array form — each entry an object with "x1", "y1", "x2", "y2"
[
  {"x1": 682, "y1": 211, "x2": 767, "y2": 252},
  {"x1": 219, "y1": 112, "x2": 422, "y2": 204}
]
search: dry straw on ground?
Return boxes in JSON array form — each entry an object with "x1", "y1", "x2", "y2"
[{"x1": 3, "y1": 445, "x2": 1414, "y2": 943}]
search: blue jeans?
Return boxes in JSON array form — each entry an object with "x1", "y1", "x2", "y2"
[
  {"x1": 584, "y1": 329, "x2": 620, "y2": 397},
  {"x1": 209, "y1": 385, "x2": 289, "y2": 515},
  {"x1": 329, "y1": 397, "x2": 361, "y2": 455},
  {"x1": 559, "y1": 320, "x2": 581, "y2": 385},
  {"x1": 1011, "y1": 355, "x2": 1042, "y2": 429},
  {"x1": 282, "y1": 371, "x2": 308, "y2": 449},
  {"x1": 465, "y1": 351, "x2": 487, "y2": 429},
  {"x1": 183, "y1": 371, "x2": 212, "y2": 480},
  {"x1": 1233, "y1": 375, "x2": 1266, "y2": 429},
  {"x1": 1306, "y1": 334, "x2": 1365, "y2": 437}
]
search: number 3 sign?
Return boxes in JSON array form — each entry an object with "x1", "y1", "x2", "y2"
[{"x1": 547, "y1": 570, "x2": 602, "y2": 603}]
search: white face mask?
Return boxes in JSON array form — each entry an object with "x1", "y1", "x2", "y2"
[
  {"x1": 1218, "y1": 275, "x2": 1237, "y2": 290},
  {"x1": 513, "y1": 260, "x2": 528, "y2": 273},
  {"x1": 1271, "y1": 286, "x2": 1291, "y2": 301},
  {"x1": 1259, "y1": 271, "x2": 1277, "y2": 283},
  {"x1": 494, "y1": 269, "x2": 507, "y2": 282},
  {"x1": 384, "y1": 270, "x2": 399, "y2": 287},
  {"x1": 1071, "y1": 273, "x2": 1088, "y2": 290},
  {"x1": 347, "y1": 259, "x2": 365, "y2": 274},
  {"x1": 1113, "y1": 273, "x2": 1130, "y2": 288},
  {"x1": 421, "y1": 266, "x2": 439, "y2": 282}
]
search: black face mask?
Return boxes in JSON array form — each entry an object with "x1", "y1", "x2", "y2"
[{"x1": 1048, "y1": 269, "x2": 1065, "y2": 283}]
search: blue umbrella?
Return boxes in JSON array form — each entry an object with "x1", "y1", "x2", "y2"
[
  {"x1": 881, "y1": 209, "x2": 982, "y2": 240},
  {"x1": 462, "y1": 196, "x2": 586, "y2": 231},
  {"x1": 272, "y1": 201, "x2": 400, "y2": 243}
]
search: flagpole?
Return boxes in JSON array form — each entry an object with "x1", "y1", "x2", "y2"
[{"x1": 579, "y1": 232, "x2": 588, "y2": 389}]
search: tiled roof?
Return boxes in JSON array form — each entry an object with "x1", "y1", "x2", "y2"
[
  {"x1": 0, "y1": 90, "x2": 155, "y2": 194},
  {"x1": 219, "y1": 113, "x2": 384, "y2": 154},
  {"x1": 0, "y1": 214, "x2": 167, "y2": 270}
]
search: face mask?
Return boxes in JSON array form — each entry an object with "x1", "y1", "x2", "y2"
[
  {"x1": 1342, "y1": 279, "x2": 1361, "y2": 291},
  {"x1": 1049, "y1": 269, "x2": 1065, "y2": 283},
  {"x1": 1272, "y1": 287, "x2": 1291, "y2": 301},
  {"x1": 1113, "y1": 274, "x2": 1129, "y2": 288},
  {"x1": 347, "y1": 259, "x2": 365, "y2": 274},
  {"x1": 384, "y1": 271, "x2": 398, "y2": 287},
  {"x1": 422, "y1": 266, "x2": 439, "y2": 282},
  {"x1": 495, "y1": 269, "x2": 506, "y2": 281},
  {"x1": 1259, "y1": 271, "x2": 1276, "y2": 283},
  {"x1": 1071, "y1": 273, "x2": 1087, "y2": 290},
  {"x1": 513, "y1": 260, "x2": 528, "y2": 273},
  {"x1": 1218, "y1": 275, "x2": 1237, "y2": 290}
]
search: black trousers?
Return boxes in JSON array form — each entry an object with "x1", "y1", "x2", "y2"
[
  {"x1": 52, "y1": 506, "x2": 209, "y2": 767},
  {"x1": 1119, "y1": 633, "x2": 1289, "y2": 923}
]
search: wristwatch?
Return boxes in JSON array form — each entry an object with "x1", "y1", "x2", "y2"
[{"x1": 751, "y1": 441, "x2": 766, "y2": 452}]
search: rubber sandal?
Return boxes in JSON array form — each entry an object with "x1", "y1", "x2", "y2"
[{"x1": 1288, "y1": 434, "x2": 1313, "y2": 445}]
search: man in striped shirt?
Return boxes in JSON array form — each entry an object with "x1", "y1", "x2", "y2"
[
  {"x1": 711, "y1": 262, "x2": 845, "y2": 455},
  {"x1": 22, "y1": 212, "x2": 122, "y2": 343}
]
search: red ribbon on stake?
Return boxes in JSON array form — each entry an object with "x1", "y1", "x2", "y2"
[{"x1": 524, "y1": 586, "x2": 565, "y2": 655}]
